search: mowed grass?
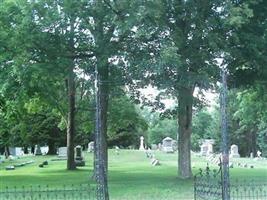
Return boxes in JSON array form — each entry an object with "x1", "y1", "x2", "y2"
[{"x1": 0, "y1": 150, "x2": 267, "y2": 200}]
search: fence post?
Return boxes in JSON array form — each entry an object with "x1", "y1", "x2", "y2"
[
  {"x1": 220, "y1": 67, "x2": 230, "y2": 200},
  {"x1": 194, "y1": 176, "x2": 197, "y2": 200}
]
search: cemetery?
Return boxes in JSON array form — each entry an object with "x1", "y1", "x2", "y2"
[
  {"x1": 0, "y1": 142, "x2": 266, "y2": 199},
  {"x1": 0, "y1": 1, "x2": 267, "y2": 200}
]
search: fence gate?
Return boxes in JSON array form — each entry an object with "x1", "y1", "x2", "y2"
[
  {"x1": 194, "y1": 165, "x2": 222, "y2": 200},
  {"x1": 194, "y1": 164, "x2": 267, "y2": 200}
]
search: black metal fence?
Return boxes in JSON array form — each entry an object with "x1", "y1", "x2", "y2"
[
  {"x1": 194, "y1": 167, "x2": 222, "y2": 200},
  {"x1": 0, "y1": 184, "x2": 96, "y2": 200},
  {"x1": 231, "y1": 180, "x2": 267, "y2": 200},
  {"x1": 194, "y1": 166, "x2": 267, "y2": 200}
]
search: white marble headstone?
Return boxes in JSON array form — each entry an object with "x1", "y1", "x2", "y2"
[
  {"x1": 200, "y1": 139, "x2": 214, "y2": 156},
  {"x1": 139, "y1": 136, "x2": 145, "y2": 151},
  {"x1": 88, "y1": 142, "x2": 94, "y2": 152},
  {"x1": 230, "y1": 144, "x2": 240, "y2": 158}
]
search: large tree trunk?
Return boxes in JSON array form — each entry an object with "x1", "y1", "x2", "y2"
[
  {"x1": 47, "y1": 139, "x2": 57, "y2": 155},
  {"x1": 178, "y1": 86, "x2": 194, "y2": 179},
  {"x1": 47, "y1": 127, "x2": 60, "y2": 155},
  {"x1": 67, "y1": 64, "x2": 76, "y2": 170},
  {"x1": 94, "y1": 61, "x2": 109, "y2": 200},
  {"x1": 4, "y1": 146, "x2": 10, "y2": 159}
]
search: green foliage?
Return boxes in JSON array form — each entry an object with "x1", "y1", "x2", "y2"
[
  {"x1": 231, "y1": 85, "x2": 267, "y2": 156},
  {"x1": 226, "y1": 0, "x2": 267, "y2": 86},
  {"x1": 148, "y1": 118, "x2": 177, "y2": 145},
  {"x1": 108, "y1": 95, "x2": 148, "y2": 148},
  {"x1": 191, "y1": 108, "x2": 215, "y2": 151},
  {"x1": 140, "y1": 108, "x2": 177, "y2": 145}
]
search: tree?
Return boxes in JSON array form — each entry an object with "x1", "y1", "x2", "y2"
[
  {"x1": 226, "y1": 0, "x2": 267, "y2": 86},
  {"x1": 134, "y1": 0, "x2": 225, "y2": 178},
  {"x1": 230, "y1": 85, "x2": 267, "y2": 156},
  {"x1": 0, "y1": 0, "x2": 98, "y2": 170}
]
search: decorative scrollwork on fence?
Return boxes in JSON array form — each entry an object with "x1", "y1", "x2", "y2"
[
  {"x1": 194, "y1": 164, "x2": 223, "y2": 200},
  {"x1": 194, "y1": 163, "x2": 267, "y2": 200}
]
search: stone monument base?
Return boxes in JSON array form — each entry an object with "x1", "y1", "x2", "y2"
[
  {"x1": 230, "y1": 154, "x2": 240, "y2": 158},
  {"x1": 75, "y1": 157, "x2": 85, "y2": 167}
]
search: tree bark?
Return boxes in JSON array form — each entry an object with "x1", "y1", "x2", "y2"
[
  {"x1": 47, "y1": 140, "x2": 57, "y2": 155},
  {"x1": 178, "y1": 86, "x2": 194, "y2": 179},
  {"x1": 47, "y1": 127, "x2": 60, "y2": 155},
  {"x1": 67, "y1": 64, "x2": 76, "y2": 170},
  {"x1": 4, "y1": 146, "x2": 10, "y2": 159}
]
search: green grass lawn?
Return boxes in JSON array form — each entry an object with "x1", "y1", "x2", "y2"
[{"x1": 0, "y1": 150, "x2": 266, "y2": 200}]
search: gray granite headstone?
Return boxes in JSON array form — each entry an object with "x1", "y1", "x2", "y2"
[
  {"x1": 34, "y1": 145, "x2": 42, "y2": 156},
  {"x1": 58, "y1": 147, "x2": 67, "y2": 157},
  {"x1": 9, "y1": 147, "x2": 24, "y2": 156},
  {"x1": 200, "y1": 139, "x2": 214, "y2": 156},
  {"x1": 75, "y1": 145, "x2": 85, "y2": 167},
  {"x1": 162, "y1": 137, "x2": 174, "y2": 153}
]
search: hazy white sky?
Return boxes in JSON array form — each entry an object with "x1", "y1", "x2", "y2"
[{"x1": 139, "y1": 86, "x2": 218, "y2": 109}]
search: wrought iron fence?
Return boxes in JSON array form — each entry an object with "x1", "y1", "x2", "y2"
[
  {"x1": 194, "y1": 166, "x2": 222, "y2": 200},
  {"x1": 194, "y1": 166, "x2": 267, "y2": 200},
  {"x1": 0, "y1": 184, "x2": 96, "y2": 200},
  {"x1": 231, "y1": 180, "x2": 267, "y2": 200}
]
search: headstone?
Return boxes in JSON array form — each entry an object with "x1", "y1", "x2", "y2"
[
  {"x1": 87, "y1": 142, "x2": 94, "y2": 153},
  {"x1": 229, "y1": 162, "x2": 234, "y2": 168},
  {"x1": 151, "y1": 144, "x2": 158, "y2": 150},
  {"x1": 9, "y1": 147, "x2": 24, "y2": 156},
  {"x1": 115, "y1": 146, "x2": 120, "y2": 155},
  {"x1": 158, "y1": 143, "x2": 162, "y2": 151},
  {"x1": 6, "y1": 166, "x2": 15, "y2": 170},
  {"x1": 145, "y1": 148, "x2": 153, "y2": 158},
  {"x1": 171, "y1": 140, "x2": 178, "y2": 151},
  {"x1": 257, "y1": 150, "x2": 262, "y2": 158},
  {"x1": 34, "y1": 145, "x2": 42, "y2": 156},
  {"x1": 250, "y1": 152, "x2": 254, "y2": 159},
  {"x1": 162, "y1": 137, "x2": 174, "y2": 153},
  {"x1": 229, "y1": 144, "x2": 240, "y2": 158},
  {"x1": 40, "y1": 146, "x2": 49, "y2": 155},
  {"x1": 75, "y1": 145, "x2": 85, "y2": 167},
  {"x1": 27, "y1": 147, "x2": 32, "y2": 154},
  {"x1": 8, "y1": 155, "x2": 15, "y2": 160},
  {"x1": 151, "y1": 158, "x2": 160, "y2": 166},
  {"x1": 139, "y1": 136, "x2": 145, "y2": 151},
  {"x1": 200, "y1": 139, "x2": 214, "y2": 156},
  {"x1": 58, "y1": 147, "x2": 67, "y2": 157}
]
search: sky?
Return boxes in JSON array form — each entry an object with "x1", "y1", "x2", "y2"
[{"x1": 139, "y1": 86, "x2": 219, "y2": 110}]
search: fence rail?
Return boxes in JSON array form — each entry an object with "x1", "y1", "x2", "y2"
[{"x1": 0, "y1": 184, "x2": 96, "y2": 200}]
